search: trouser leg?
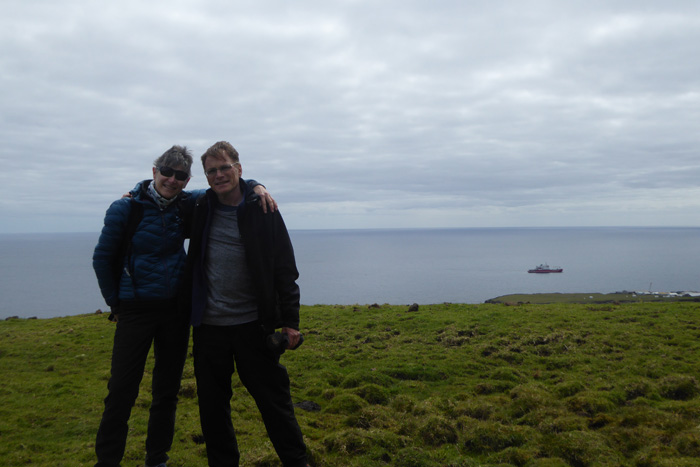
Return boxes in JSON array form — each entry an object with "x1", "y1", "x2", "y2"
[
  {"x1": 95, "y1": 311, "x2": 154, "y2": 467},
  {"x1": 194, "y1": 325, "x2": 239, "y2": 467},
  {"x1": 233, "y1": 323, "x2": 308, "y2": 467},
  {"x1": 145, "y1": 309, "x2": 190, "y2": 467}
]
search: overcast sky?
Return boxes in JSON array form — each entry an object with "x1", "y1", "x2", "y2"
[{"x1": 1, "y1": 0, "x2": 699, "y2": 233}]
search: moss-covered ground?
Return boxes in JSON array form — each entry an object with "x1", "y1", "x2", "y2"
[{"x1": 1, "y1": 302, "x2": 700, "y2": 466}]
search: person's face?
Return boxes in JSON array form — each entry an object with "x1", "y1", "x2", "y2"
[
  {"x1": 204, "y1": 152, "x2": 242, "y2": 200},
  {"x1": 152, "y1": 165, "x2": 190, "y2": 199}
]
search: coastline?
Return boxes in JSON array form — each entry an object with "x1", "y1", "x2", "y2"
[{"x1": 5, "y1": 290, "x2": 700, "y2": 321}]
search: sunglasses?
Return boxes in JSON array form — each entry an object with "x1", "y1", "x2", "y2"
[{"x1": 157, "y1": 166, "x2": 189, "y2": 181}]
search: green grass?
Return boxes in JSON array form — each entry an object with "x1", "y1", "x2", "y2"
[
  {"x1": 486, "y1": 292, "x2": 700, "y2": 304},
  {"x1": 2, "y1": 302, "x2": 700, "y2": 466}
]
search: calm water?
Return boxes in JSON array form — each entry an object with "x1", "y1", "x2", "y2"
[{"x1": 1, "y1": 227, "x2": 698, "y2": 319}]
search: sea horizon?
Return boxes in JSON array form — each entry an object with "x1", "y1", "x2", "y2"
[
  {"x1": 3, "y1": 224, "x2": 700, "y2": 236},
  {"x1": 1, "y1": 226, "x2": 699, "y2": 319}
]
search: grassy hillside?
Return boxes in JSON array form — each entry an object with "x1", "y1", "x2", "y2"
[{"x1": 2, "y1": 302, "x2": 700, "y2": 466}]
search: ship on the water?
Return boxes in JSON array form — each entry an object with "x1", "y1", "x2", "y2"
[{"x1": 528, "y1": 264, "x2": 563, "y2": 273}]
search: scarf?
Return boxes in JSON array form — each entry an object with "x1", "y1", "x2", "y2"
[{"x1": 147, "y1": 181, "x2": 177, "y2": 210}]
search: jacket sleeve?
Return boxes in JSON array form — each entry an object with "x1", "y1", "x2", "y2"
[
  {"x1": 244, "y1": 179, "x2": 262, "y2": 189},
  {"x1": 92, "y1": 199, "x2": 130, "y2": 307},
  {"x1": 272, "y1": 211, "x2": 301, "y2": 329}
]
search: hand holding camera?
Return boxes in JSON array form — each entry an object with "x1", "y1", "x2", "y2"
[{"x1": 266, "y1": 330, "x2": 304, "y2": 355}]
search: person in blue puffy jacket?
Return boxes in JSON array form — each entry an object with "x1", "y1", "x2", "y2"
[{"x1": 92, "y1": 145, "x2": 274, "y2": 467}]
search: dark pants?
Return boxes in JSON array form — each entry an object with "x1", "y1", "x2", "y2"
[
  {"x1": 95, "y1": 299, "x2": 190, "y2": 467},
  {"x1": 193, "y1": 322, "x2": 308, "y2": 467}
]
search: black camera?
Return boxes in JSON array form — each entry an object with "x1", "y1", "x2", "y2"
[{"x1": 266, "y1": 331, "x2": 304, "y2": 354}]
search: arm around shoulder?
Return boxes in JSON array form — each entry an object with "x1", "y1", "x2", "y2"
[{"x1": 245, "y1": 179, "x2": 277, "y2": 213}]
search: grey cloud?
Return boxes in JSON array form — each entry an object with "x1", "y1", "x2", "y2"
[{"x1": 1, "y1": 0, "x2": 699, "y2": 232}]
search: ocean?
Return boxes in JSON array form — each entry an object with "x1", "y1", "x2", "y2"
[{"x1": 1, "y1": 227, "x2": 698, "y2": 319}]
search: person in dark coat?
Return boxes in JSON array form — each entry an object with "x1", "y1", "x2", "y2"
[{"x1": 184, "y1": 141, "x2": 309, "y2": 467}]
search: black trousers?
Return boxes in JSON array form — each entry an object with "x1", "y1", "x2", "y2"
[
  {"x1": 94, "y1": 299, "x2": 190, "y2": 467},
  {"x1": 193, "y1": 322, "x2": 308, "y2": 467}
]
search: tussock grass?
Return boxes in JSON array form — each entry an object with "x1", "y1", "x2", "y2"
[{"x1": 1, "y1": 302, "x2": 700, "y2": 466}]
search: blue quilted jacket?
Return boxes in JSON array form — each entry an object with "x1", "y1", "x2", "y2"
[{"x1": 93, "y1": 180, "x2": 200, "y2": 307}]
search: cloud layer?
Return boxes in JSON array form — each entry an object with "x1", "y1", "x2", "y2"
[{"x1": 2, "y1": 0, "x2": 699, "y2": 232}]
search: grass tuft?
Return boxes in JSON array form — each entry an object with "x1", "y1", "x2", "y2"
[{"x1": 659, "y1": 374, "x2": 700, "y2": 400}]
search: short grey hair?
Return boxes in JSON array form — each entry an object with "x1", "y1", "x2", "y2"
[{"x1": 154, "y1": 145, "x2": 194, "y2": 176}]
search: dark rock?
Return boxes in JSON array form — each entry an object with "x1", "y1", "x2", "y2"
[
  {"x1": 294, "y1": 400, "x2": 321, "y2": 412},
  {"x1": 407, "y1": 303, "x2": 419, "y2": 312}
]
